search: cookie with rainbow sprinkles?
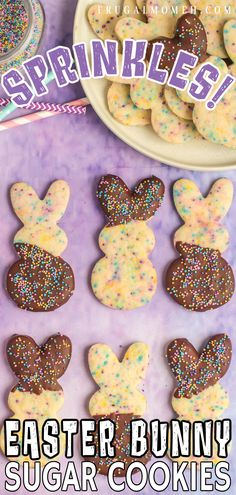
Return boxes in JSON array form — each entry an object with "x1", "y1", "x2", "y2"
[
  {"x1": 167, "y1": 333, "x2": 232, "y2": 464},
  {"x1": 7, "y1": 180, "x2": 75, "y2": 311},
  {"x1": 91, "y1": 174, "x2": 164, "y2": 310},
  {"x1": 86, "y1": 342, "x2": 151, "y2": 475},
  {"x1": 166, "y1": 178, "x2": 235, "y2": 311},
  {"x1": 0, "y1": 333, "x2": 72, "y2": 465}
]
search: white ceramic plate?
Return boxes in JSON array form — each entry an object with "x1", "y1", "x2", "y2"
[{"x1": 73, "y1": 0, "x2": 236, "y2": 171}]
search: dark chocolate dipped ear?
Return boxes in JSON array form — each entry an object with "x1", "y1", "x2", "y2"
[
  {"x1": 197, "y1": 334, "x2": 232, "y2": 390},
  {"x1": 97, "y1": 175, "x2": 134, "y2": 225},
  {"x1": 133, "y1": 177, "x2": 165, "y2": 221},
  {"x1": 96, "y1": 174, "x2": 164, "y2": 226},
  {"x1": 167, "y1": 338, "x2": 199, "y2": 398},
  {"x1": 41, "y1": 334, "x2": 72, "y2": 382},
  {"x1": 167, "y1": 334, "x2": 232, "y2": 398},
  {"x1": 6, "y1": 334, "x2": 72, "y2": 394},
  {"x1": 7, "y1": 335, "x2": 40, "y2": 378},
  {"x1": 146, "y1": 14, "x2": 207, "y2": 72}
]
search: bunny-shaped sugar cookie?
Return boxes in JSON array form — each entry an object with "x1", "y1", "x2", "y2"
[
  {"x1": 87, "y1": 342, "x2": 151, "y2": 475},
  {"x1": 0, "y1": 334, "x2": 72, "y2": 466},
  {"x1": 7, "y1": 181, "x2": 75, "y2": 311},
  {"x1": 166, "y1": 179, "x2": 235, "y2": 311},
  {"x1": 91, "y1": 175, "x2": 164, "y2": 310},
  {"x1": 167, "y1": 334, "x2": 232, "y2": 464},
  {"x1": 176, "y1": 55, "x2": 236, "y2": 149}
]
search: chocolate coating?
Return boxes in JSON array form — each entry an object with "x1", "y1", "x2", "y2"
[
  {"x1": 7, "y1": 243, "x2": 75, "y2": 312},
  {"x1": 167, "y1": 334, "x2": 232, "y2": 398},
  {"x1": 85, "y1": 414, "x2": 151, "y2": 476},
  {"x1": 97, "y1": 175, "x2": 164, "y2": 226},
  {"x1": 166, "y1": 242, "x2": 235, "y2": 311},
  {"x1": 7, "y1": 334, "x2": 72, "y2": 395},
  {"x1": 146, "y1": 14, "x2": 207, "y2": 72}
]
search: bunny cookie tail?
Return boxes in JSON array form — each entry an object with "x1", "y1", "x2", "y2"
[
  {"x1": 86, "y1": 413, "x2": 151, "y2": 476},
  {"x1": 167, "y1": 334, "x2": 232, "y2": 465},
  {"x1": 166, "y1": 242, "x2": 235, "y2": 311},
  {"x1": 7, "y1": 243, "x2": 75, "y2": 312}
]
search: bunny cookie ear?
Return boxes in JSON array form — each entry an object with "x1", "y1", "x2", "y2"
[
  {"x1": 10, "y1": 180, "x2": 70, "y2": 225},
  {"x1": 123, "y1": 342, "x2": 149, "y2": 380},
  {"x1": 167, "y1": 335, "x2": 232, "y2": 398},
  {"x1": 41, "y1": 334, "x2": 72, "y2": 381},
  {"x1": 10, "y1": 183, "x2": 40, "y2": 224},
  {"x1": 198, "y1": 334, "x2": 232, "y2": 386},
  {"x1": 97, "y1": 174, "x2": 164, "y2": 226},
  {"x1": 42, "y1": 180, "x2": 70, "y2": 223},
  {"x1": 7, "y1": 335, "x2": 40, "y2": 378},
  {"x1": 97, "y1": 175, "x2": 134, "y2": 225},
  {"x1": 88, "y1": 344, "x2": 119, "y2": 386},
  {"x1": 173, "y1": 179, "x2": 203, "y2": 222},
  {"x1": 133, "y1": 176, "x2": 165, "y2": 221},
  {"x1": 206, "y1": 179, "x2": 234, "y2": 220},
  {"x1": 167, "y1": 338, "x2": 199, "y2": 397},
  {"x1": 224, "y1": 20, "x2": 236, "y2": 65}
]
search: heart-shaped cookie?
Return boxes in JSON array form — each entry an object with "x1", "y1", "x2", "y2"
[
  {"x1": 97, "y1": 174, "x2": 165, "y2": 226},
  {"x1": 167, "y1": 334, "x2": 232, "y2": 398},
  {"x1": 146, "y1": 13, "x2": 207, "y2": 72},
  {"x1": 7, "y1": 334, "x2": 72, "y2": 394}
]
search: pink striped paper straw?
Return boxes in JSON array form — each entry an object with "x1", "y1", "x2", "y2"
[
  {"x1": 0, "y1": 97, "x2": 90, "y2": 113},
  {"x1": 0, "y1": 97, "x2": 90, "y2": 132}
]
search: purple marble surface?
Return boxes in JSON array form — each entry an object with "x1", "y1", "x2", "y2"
[{"x1": 0, "y1": 1, "x2": 235, "y2": 493}]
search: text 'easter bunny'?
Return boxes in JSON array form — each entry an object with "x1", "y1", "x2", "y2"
[
  {"x1": 7, "y1": 180, "x2": 75, "y2": 311},
  {"x1": 167, "y1": 334, "x2": 232, "y2": 464},
  {"x1": 86, "y1": 342, "x2": 151, "y2": 475},
  {"x1": 91, "y1": 175, "x2": 165, "y2": 310},
  {"x1": 166, "y1": 178, "x2": 235, "y2": 311},
  {"x1": 0, "y1": 334, "x2": 72, "y2": 466}
]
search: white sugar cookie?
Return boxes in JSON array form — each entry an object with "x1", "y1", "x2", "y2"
[
  {"x1": 130, "y1": 77, "x2": 163, "y2": 108},
  {"x1": 115, "y1": 0, "x2": 190, "y2": 41},
  {"x1": 173, "y1": 178, "x2": 234, "y2": 252},
  {"x1": 200, "y1": 6, "x2": 236, "y2": 58},
  {"x1": 177, "y1": 56, "x2": 228, "y2": 104},
  {"x1": 164, "y1": 86, "x2": 193, "y2": 120},
  {"x1": 151, "y1": 93, "x2": 200, "y2": 144},
  {"x1": 11, "y1": 180, "x2": 70, "y2": 257},
  {"x1": 89, "y1": 342, "x2": 149, "y2": 415},
  {"x1": 107, "y1": 82, "x2": 151, "y2": 125},
  {"x1": 88, "y1": 0, "x2": 144, "y2": 41}
]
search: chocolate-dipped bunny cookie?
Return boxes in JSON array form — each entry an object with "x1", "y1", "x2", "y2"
[
  {"x1": 0, "y1": 334, "x2": 72, "y2": 465},
  {"x1": 167, "y1": 334, "x2": 232, "y2": 464},
  {"x1": 166, "y1": 179, "x2": 235, "y2": 311},
  {"x1": 7, "y1": 180, "x2": 75, "y2": 311},
  {"x1": 146, "y1": 14, "x2": 207, "y2": 72},
  {"x1": 87, "y1": 342, "x2": 151, "y2": 475},
  {"x1": 91, "y1": 175, "x2": 165, "y2": 310}
]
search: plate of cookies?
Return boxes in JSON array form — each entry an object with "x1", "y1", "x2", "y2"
[{"x1": 73, "y1": 0, "x2": 236, "y2": 170}]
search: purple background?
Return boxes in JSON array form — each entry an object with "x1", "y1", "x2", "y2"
[{"x1": 0, "y1": 1, "x2": 235, "y2": 493}]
